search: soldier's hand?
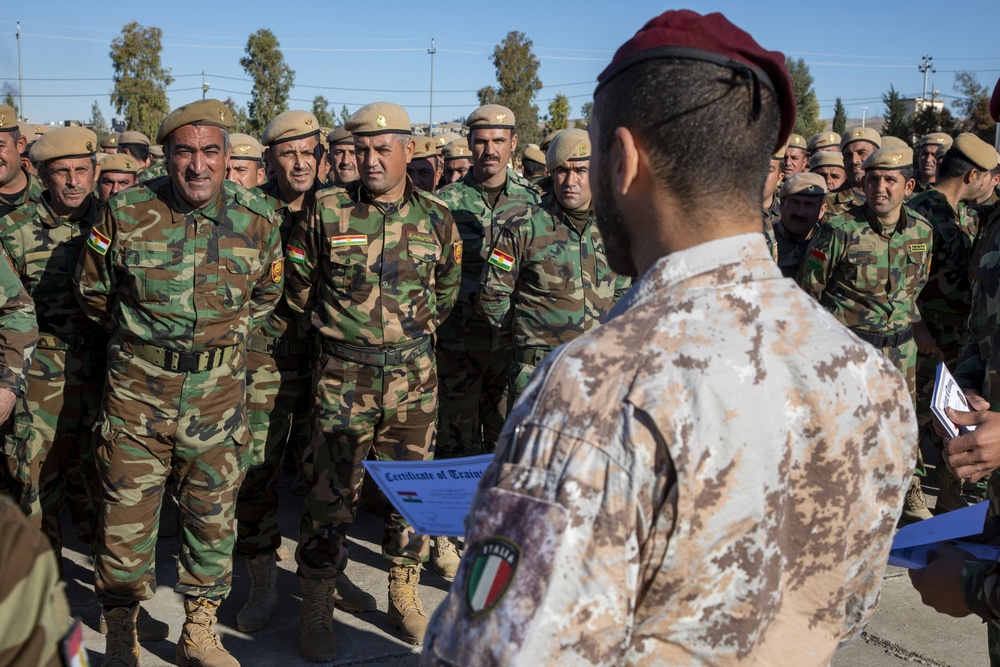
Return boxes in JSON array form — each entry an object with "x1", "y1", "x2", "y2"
[
  {"x1": 913, "y1": 320, "x2": 937, "y2": 356},
  {"x1": 933, "y1": 389, "x2": 988, "y2": 438},
  {"x1": 0, "y1": 389, "x2": 16, "y2": 424},
  {"x1": 942, "y1": 407, "x2": 1000, "y2": 483},
  {"x1": 908, "y1": 543, "x2": 974, "y2": 618}
]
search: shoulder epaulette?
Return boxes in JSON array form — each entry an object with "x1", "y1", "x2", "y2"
[
  {"x1": 226, "y1": 180, "x2": 275, "y2": 220},
  {"x1": 316, "y1": 184, "x2": 352, "y2": 209},
  {"x1": 108, "y1": 180, "x2": 158, "y2": 211}
]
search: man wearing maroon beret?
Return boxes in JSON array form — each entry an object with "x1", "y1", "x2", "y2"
[{"x1": 420, "y1": 10, "x2": 915, "y2": 666}]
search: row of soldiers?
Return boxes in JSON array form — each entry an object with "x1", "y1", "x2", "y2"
[
  {"x1": 0, "y1": 95, "x2": 628, "y2": 666},
  {"x1": 758, "y1": 124, "x2": 1000, "y2": 523}
]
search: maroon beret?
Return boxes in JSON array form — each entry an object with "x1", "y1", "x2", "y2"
[
  {"x1": 596, "y1": 10, "x2": 795, "y2": 154},
  {"x1": 991, "y1": 77, "x2": 1000, "y2": 123}
]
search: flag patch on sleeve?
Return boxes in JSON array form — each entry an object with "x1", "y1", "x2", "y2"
[
  {"x1": 466, "y1": 536, "x2": 520, "y2": 617},
  {"x1": 488, "y1": 249, "x2": 515, "y2": 272},
  {"x1": 286, "y1": 245, "x2": 306, "y2": 265},
  {"x1": 87, "y1": 229, "x2": 111, "y2": 255}
]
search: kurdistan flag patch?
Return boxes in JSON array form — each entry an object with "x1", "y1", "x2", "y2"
[
  {"x1": 488, "y1": 248, "x2": 515, "y2": 272},
  {"x1": 807, "y1": 247, "x2": 827, "y2": 271},
  {"x1": 87, "y1": 229, "x2": 111, "y2": 255},
  {"x1": 465, "y1": 536, "x2": 520, "y2": 617},
  {"x1": 286, "y1": 245, "x2": 306, "y2": 265}
]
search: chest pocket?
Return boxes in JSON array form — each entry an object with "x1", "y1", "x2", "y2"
[
  {"x1": 218, "y1": 246, "x2": 261, "y2": 308},
  {"x1": 328, "y1": 244, "x2": 368, "y2": 290},
  {"x1": 407, "y1": 234, "x2": 439, "y2": 288},
  {"x1": 124, "y1": 241, "x2": 181, "y2": 303},
  {"x1": 903, "y1": 248, "x2": 930, "y2": 286},
  {"x1": 847, "y1": 243, "x2": 879, "y2": 290},
  {"x1": 24, "y1": 245, "x2": 75, "y2": 291}
]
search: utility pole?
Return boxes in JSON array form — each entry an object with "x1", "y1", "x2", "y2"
[
  {"x1": 202, "y1": 71, "x2": 209, "y2": 100},
  {"x1": 16, "y1": 22, "x2": 24, "y2": 118},
  {"x1": 428, "y1": 38, "x2": 435, "y2": 137},
  {"x1": 861, "y1": 106, "x2": 868, "y2": 128},
  {"x1": 918, "y1": 55, "x2": 935, "y2": 107}
]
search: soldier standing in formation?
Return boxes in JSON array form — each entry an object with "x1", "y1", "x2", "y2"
[
  {"x1": 773, "y1": 172, "x2": 828, "y2": 278},
  {"x1": 826, "y1": 128, "x2": 881, "y2": 217},
  {"x1": 0, "y1": 106, "x2": 44, "y2": 220},
  {"x1": 440, "y1": 139, "x2": 472, "y2": 185},
  {"x1": 225, "y1": 134, "x2": 266, "y2": 190},
  {"x1": 325, "y1": 125, "x2": 358, "y2": 188},
  {"x1": 97, "y1": 153, "x2": 140, "y2": 204}
]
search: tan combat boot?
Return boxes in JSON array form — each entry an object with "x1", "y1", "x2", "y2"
[
  {"x1": 175, "y1": 597, "x2": 238, "y2": 667},
  {"x1": 101, "y1": 604, "x2": 140, "y2": 667},
  {"x1": 99, "y1": 603, "x2": 169, "y2": 641},
  {"x1": 236, "y1": 552, "x2": 277, "y2": 632},
  {"x1": 299, "y1": 577, "x2": 338, "y2": 662},
  {"x1": 936, "y1": 468, "x2": 970, "y2": 514},
  {"x1": 334, "y1": 573, "x2": 376, "y2": 613},
  {"x1": 387, "y1": 564, "x2": 429, "y2": 645},
  {"x1": 431, "y1": 536, "x2": 460, "y2": 579},
  {"x1": 901, "y1": 475, "x2": 934, "y2": 523}
]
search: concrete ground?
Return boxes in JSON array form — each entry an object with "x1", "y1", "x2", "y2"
[{"x1": 62, "y1": 464, "x2": 992, "y2": 666}]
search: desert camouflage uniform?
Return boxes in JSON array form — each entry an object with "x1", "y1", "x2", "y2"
[
  {"x1": 0, "y1": 172, "x2": 44, "y2": 219},
  {"x1": 286, "y1": 178, "x2": 461, "y2": 579},
  {"x1": 433, "y1": 168, "x2": 540, "y2": 457},
  {"x1": 478, "y1": 194, "x2": 629, "y2": 403},
  {"x1": 772, "y1": 220, "x2": 813, "y2": 279},
  {"x1": 74, "y1": 177, "x2": 283, "y2": 606},
  {"x1": 0, "y1": 194, "x2": 106, "y2": 554},
  {"x1": 422, "y1": 234, "x2": 916, "y2": 666},
  {"x1": 824, "y1": 185, "x2": 865, "y2": 218}
]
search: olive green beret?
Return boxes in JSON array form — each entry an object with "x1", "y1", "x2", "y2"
[
  {"x1": 807, "y1": 131, "x2": 841, "y2": 153},
  {"x1": 411, "y1": 136, "x2": 437, "y2": 160},
  {"x1": 862, "y1": 145, "x2": 912, "y2": 171},
  {"x1": 522, "y1": 146, "x2": 546, "y2": 166},
  {"x1": 785, "y1": 134, "x2": 807, "y2": 151},
  {"x1": 841, "y1": 127, "x2": 881, "y2": 150},
  {"x1": 100, "y1": 133, "x2": 120, "y2": 149},
  {"x1": 951, "y1": 132, "x2": 1000, "y2": 171},
  {"x1": 540, "y1": 130, "x2": 560, "y2": 152},
  {"x1": 345, "y1": 102, "x2": 411, "y2": 137},
  {"x1": 99, "y1": 153, "x2": 139, "y2": 174},
  {"x1": 156, "y1": 98, "x2": 234, "y2": 144},
  {"x1": 465, "y1": 104, "x2": 515, "y2": 131},
  {"x1": 546, "y1": 128, "x2": 590, "y2": 171},
  {"x1": 262, "y1": 110, "x2": 321, "y2": 147},
  {"x1": 442, "y1": 139, "x2": 471, "y2": 161},
  {"x1": 327, "y1": 125, "x2": 353, "y2": 145},
  {"x1": 880, "y1": 136, "x2": 908, "y2": 150},
  {"x1": 919, "y1": 132, "x2": 951, "y2": 149},
  {"x1": 149, "y1": 145, "x2": 163, "y2": 159},
  {"x1": 229, "y1": 133, "x2": 263, "y2": 161},
  {"x1": 29, "y1": 126, "x2": 97, "y2": 162},
  {"x1": 809, "y1": 151, "x2": 844, "y2": 170},
  {"x1": 779, "y1": 172, "x2": 827, "y2": 198},
  {"x1": 771, "y1": 145, "x2": 786, "y2": 160},
  {"x1": 118, "y1": 130, "x2": 150, "y2": 146},
  {"x1": 434, "y1": 132, "x2": 462, "y2": 148},
  {"x1": 0, "y1": 105, "x2": 16, "y2": 133}
]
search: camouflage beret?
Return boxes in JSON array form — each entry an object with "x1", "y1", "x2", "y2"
[
  {"x1": 442, "y1": 139, "x2": 471, "y2": 161},
  {"x1": 880, "y1": 136, "x2": 908, "y2": 150},
  {"x1": 262, "y1": 110, "x2": 320, "y2": 147},
  {"x1": 465, "y1": 104, "x2": 515, "y2": 131},
  {"x1": 862, "y1": 145, "x2": 912, "y2": 171},
  {"x1": 327, "y1": 125, "x2": 353, "y2": 145},
  {"x1": 807, "y1": 131, "x2": 840, "y2": 153},
  {"x1": 118, "y1": 130, "x2": 150, "y2": 146},
  {"x1": 229, "y1": 133, "x2": 263, "y2": 161},
  {"x1": 99, "y1": 153, "x2": 139, "y2": 174},
  {"x1": 546, "y1": 128, "x2": 591, "y2": 171},
  {"x1": 779, "y1": 172, "x2": 826, "y2": 198},
  {"x1": 771, "y1": 145, "x2": 786, "y2": 160},
  {"x1": 522, "y1": 146, "x2": 546, "y2": 166},
  {"x1": 841, "y1": 127, "x2": 881, "y2": 151},
  {"x1": 411, "y1": 136, "x2": 437, "y2": 160},
  {"x1": 29, "y1": 126, "x2": 97, "y2": 163},
  {"x1": 786, "y1": 134, "x2": 807, "y2": 152},
  {"x1": 918, "y1": 132, "x2": 951, "y2": 149},
  {"x1": 346, "y1": 102, "x2": 411, "y2": 136},
  {"x1": 0, "y1": 105, "x2": 16, "y2": 133},
  {"x1": 809, "y1": 151, "x2": 844, "y2": 170},
  {"x1": 149, "y1": 145, "x2": 163, "y2": 159},
  {"x1": 951, "y1": 132, "x2": 1000, "y2": 171},
  {"x1": 540, "y1": 130, "x2": 560, "y2": 152},
  {"x1": 100, "y1": 133, "x2": 120, "y2": 149},
  {"x1": 434, "y1": 132, "x2": 462, "y2": 148},
  {"x1": 156, "y1": 99, "x2": 234, "y2": 144}
]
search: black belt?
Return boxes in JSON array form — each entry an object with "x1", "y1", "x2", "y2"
[
  {"x1": 246, "y1": 334, "x2": 312, "y2": 358},
  {"x1": 851, "y1": 325, "x2": 914, "y2": 349},
  {"x1": 449, "y1": 303, "x2": 481, "y2": 320},
  {"x1": 125, "y1": 340, "x2": 238, "y2": 373},
  {"x1": 515, "y1": 347, "x2": 550, "y2": 367},
  {"x1": 37, "y1": 330, "x2": 105, "y2": 350},
  {"x1": 322, "y1": 335, "x2": 431, "y2": 368}
]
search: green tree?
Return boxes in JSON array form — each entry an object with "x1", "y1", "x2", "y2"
[
  {"x1": 339, "y1": 105, "x2": 351, "y2": 126},
  {"x1": 312, "y1": 96, "x2": 334, "y2": 127},
  {"x1": 880, "y1": 85, "x2": 913, "y2": 143},
  {"x1": 240, "y1": 29, "x2": 295, "y2": 136},
  {"x1": 832, "y1": 97, "x2": 847, "y2": 136},
  {"x1": 578, "y1": 101, "x2": 593, "y2": 131},
  {"x1": 952, "y1": 71, "x2": 996, "y2": 143},
  {"x1": 544, "y1": 94, "x2": 570, "y2": 135},
  {"x1": 89, "y1": 100, "x2": 109, "y2": 138},
  {"x1": 477, "y1": 31, "x2": 543, "y2": 150},
  {"x1": 223, "y1": 97, "x2": 251, "y2": 134},
  {"x1": 912, "y1": 103, "x2": 958, "y2": 138},
  {"x1": 786, "y1": 58, "x2": 824, "y2": 139},
  {"x1": 109, "y1": 21, "x2": 174, "y2": 139}
]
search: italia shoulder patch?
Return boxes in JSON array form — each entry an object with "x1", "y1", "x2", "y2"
[
  {"x1": 87, "y1": 229, "x2": 111, "y2": 255},
  {"x1": 466, "y1": 536, "x2": 520, "y2": 618},
  {"x1": 488, "y1": 248, "x2": 515, "y2": 272},
  {"x1": 286, "y1": 245, "x2": 306, "y2": 265}
]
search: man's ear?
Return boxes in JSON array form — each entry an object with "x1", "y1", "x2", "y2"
[{"x1": 615, "y1": 126, "x2": 640, "y2": 196}]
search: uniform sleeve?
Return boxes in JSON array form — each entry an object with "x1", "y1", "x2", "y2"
[
  {"x1": 249, "y1": 219, "x2": 284, "y2": 333},
  {"x1": 796, "y1": 222, "x2": 843, "y2": 301},
  {"x1": 613, "y1": 275, "x2": 632, "y2": 302},
  {"x1": 283, "y1": 204, "x2": 323, "y2": 327},
  {"x1": 73, "y1": 206, "x2": 118, "y2": 333},
  {"x1": 477, "y1": 220, "x2": 525, "y2": 332},
  {"x1": 0, "y1": 246, "x2": 37, "y2": 395},
  {"x1": 434, "y1": 208, "x2": 462, "y2": 322},
  {"x1": 954, "y1": 274, "x2": 988, "y2": 392}
]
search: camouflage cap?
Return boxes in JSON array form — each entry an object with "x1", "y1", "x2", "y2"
[
  {"x1": 442, "y1": 138, "x2": 471, "y2": 161},
  {"x1": 807, "y1": 131, "x2": 840, "y2": 153},
  {"x1": 229, "y1": 133, "x2": 264, "y2": 161},
  {"x1": 118, "y1": 130, "x2": 150, "y2": 146},
  {"x1": 346, "y1": 102, "x2": 411, "y2": 136},
  {"x1": 880, "y1": 136, "x2": 908, "y2": 150},
  {"x1": 786, "y1": 134, "x2": 807, "y2": 152},
  {"x1": 951, "y1": 132, "x2": 1000, "y2": 171},
  {"x1": 412, "y1": 135, "x2": 437, "y2": 160},
  {"x1": 100, "y1": 132, "x2": 120, "y2": 149},
  {"x1": 0, "y1": 105, "x2": 16, "y2": 133},
  {"x1": 99, "y1": 153, "x2": 139, "y2": 174},
  {"x1": 540, "y1": 130, "x2": 560, "y2": 152},
  {"x1": 327, "y1": 125, "x2": 354, "y2": 146},
  {"x1": 918, "y1": 132, "x2": 951, "y2": 149},
  {"x1": 779, "y1": 172, "x2": 827, "y2": 198},
  {"x1": 546, "y1": 128, "x2": 591, "y2": 171},
  {"x1": 156, "y1": 98, "x2": 234, "y2": 144},
  {"x1": 841, "y1": 127, "x2": 881, "y2": 151},
  {"x1": 29, "y1": 126, "x2": 97, "y2": 162},
  {"x1": 434, "y1": 131, "x2": 462, "y2": 147},
  {"x1": 465, "y1": 104, "x2": 516, "y2": 131},
  {"x1": 862, "y1": 145, "x2": 912, "y2": 171},
  {"x1": 262, "y1": 110, "x2": 320, "y2": 146},
  {"x1": 809, "y1": 151, "x2": 844, "y2": 170}
]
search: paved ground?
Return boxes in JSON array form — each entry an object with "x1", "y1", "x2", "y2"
[{"x1": 63, "y1": 464, "x2": 992, "y2": 666}]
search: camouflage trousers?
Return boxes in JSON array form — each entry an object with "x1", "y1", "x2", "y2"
[
  {"x1": 94, "y1": 340, "x2": 250, "y2": 607},
  {"x1": 296, "y1": 348, "x2": 436, "y2": 580},
  {"x1": 236, "y1": 346, "x2": 312, "y2": 556},
  {"x1": 8, "y1": 344, "x2": 104, "y2": 554},
  {"x1": 435, "y1": 314, "x2": 510, "y2": 459},
  {"x1": 884, "y1": 337, "x2": 923, "y2": 474}
]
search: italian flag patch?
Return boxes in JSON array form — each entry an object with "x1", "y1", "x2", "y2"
[
  {"x1": 87, "y1": 229, "x2": 111, "y2": 255},
  {"x1": 465, "y1": 536, "x2": 520, "y2": 617},
  {"x1": 286, "y1": 245, "x2": 306, "y2": 265},
  {"x1": 488, "y1": 248, "x2": 515, "y2": 272}
]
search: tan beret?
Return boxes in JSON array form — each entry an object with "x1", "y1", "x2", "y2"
[
  {"x1": 327, "y1": 125, "x2": 353, "y2": 145},
  {"x1": 809, "y1": 151, "x2": 844, "y2": 170},
  {"x1": 540, "y1": 130, "x2": 560, "y2": 152},
  {"x1": 546, "y1": 128, "x2": 590, "y2": 171},
  {"x1": 919, "y1": 132, "x2": 951, "y2": 149},
  {"x1": 118, "y1": 130, "x2": 150, "y2": 146},
  {"x1": 319, "y1": 126, "x2": 333, "y2": 142},
  {"x1": 156, "y1": 98, "x2": 234, "y2": 144},
  {"x1": 262, "y1": 110, "x2": 320, "y2": 147},
  {"x1": 16, "y1": 121, "x2": 33, "y2": 141},
  {"x1": 951, "y1": 132, "x2": 1000, "y2": 171},
  {"x1": 841, "y1": 127, "x2": 881, "y2": 150},
  {"x1": 434, "y1": 131, "x2": 462, "y2": 148},
  {"x1": 771, "y1": 145, "x2": 786, "y2": 160},
  {"x1": 149, "y1": 145, "x2": 163, "y2": 159},
  {"x1": 229, "y1": 133, "x2": 263, "y2": 161},
  {"x1": 465, "y1": 104, "x2": 515, "y2": 131},
  {"x1": 786, "y1": 134, "x2": 807, "y2": 151},
  {"x1": 411, "y1": 136, "x2": 437, "y2": 160},
  {"x1": 32, "y1": 125, "x2": 48, "y2": 137},
  {"x1": 779, "y1": 172, "x2": 827, "y2": 198},
  {"x1": 345, "y1": 102, "x2": 411, "y2": 137},
  {"x1": 807, "y1": 131, "x2": 841, "y2": 153},
  {"x1": 880, "y1": 136, "x2": 908, "y2": 150},
  {"x1": 29, "y1": 126, "x2": 97, "y2": 163},
  {"x1": 442, "y1": 139, "x2": 471, "y2": 161},
  {"x1": 0, "y1": 105, "x2": 16, "y2": 132},
  {"x1": 862, "y1": 145, "x2": 912, "y2": 171},
  {"x1": 522, "y1": 146, "x2": 546, "y2": 165},
  {"x1": 99, "y1": 153, "x2": 139, "y2": 174},
  {"x1": 100, "y1": 133, "x2": 120, "y2": 149}
]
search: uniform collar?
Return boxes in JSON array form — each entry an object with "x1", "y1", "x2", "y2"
[
  {"x1": 37, "y1": 192, "x2": 99, "y2": 228},
  {"x1": 167, "y1": 182, "x2": 224, "y2": 222}
]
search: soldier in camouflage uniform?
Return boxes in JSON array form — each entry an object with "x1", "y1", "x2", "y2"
[
  {"x1": 798, "y1": 144, "x2": 933, "y2": 523},
  {"x1": 773, "y1": 172, "x2": 827, "y2": 278},
  {"x1": 911, "y1": 132, "x2": 951, "y2": 197},
  {"x1": 225, "y1": 134, "x2": 266, "y2": 190},
  {"x1": 761, "y1": 145, "x2": 783, "y2": 261},
  {"x1": 97, "y1": 153, "x2": 139, "y2": 204},
  {"x1": 782, "y1": 133, "x2": 807, "y2": 178},
  {"x1": 75, "y1": 99, "x2": 283, "y2": 667},
  {"x1": 423, "y1": 11, "x2": 916, "y2": 665},
  {"x1": 0, "y1": 105, "x2": 45, "y2": 220},
  {"x1": 441, "y1": 139, "x2": 472, "y2": 185},
  {"x1": 326, "y1": 125, "x2": 358, "y2": 187},
  {"x1": 809, "y1": 150, "x2": 847, "y2": 194},
  {"x1": 285, "y1": 102, "x2": 461, "y2": 658},
  {"x1": 521, "y1": 145, "x2": 546, "y2": 188},
  {"x1": 825, "y1": 127, "x2": 881, "y2": 217}
]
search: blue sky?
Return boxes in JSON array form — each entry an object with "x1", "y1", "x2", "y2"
[{"x1": 1, "y1": 0, "x2": 999, "y2": 130}]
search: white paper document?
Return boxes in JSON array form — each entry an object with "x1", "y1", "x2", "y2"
[
  {"x1": 888, "y1": 500, "x2": 991, "y2": 569},
  {"x1": 931, "y1": 362, "x2": 976, "y2": 438},
  {"x1": 363, "y1": 454, "x2": 493, "y2": 537}
]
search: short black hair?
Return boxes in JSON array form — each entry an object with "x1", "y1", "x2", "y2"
[
  {"x1": 522, "y1": 160, "x2": 545, "y2": 178},
  {"x1": 938, "y1": 150, "x2": 978, "y2": 180},
  {"x1": 120, "y1": 142, "x2": 150, "y2": 163}
]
